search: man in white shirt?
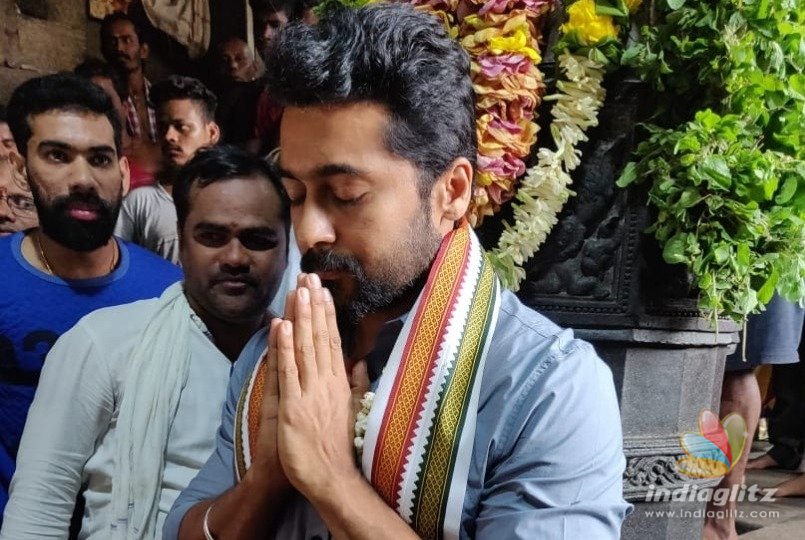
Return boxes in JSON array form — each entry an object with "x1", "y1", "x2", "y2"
[
  {"x1": 115, "y1": 76, "x2": 221, "y2": 264},
  {"x1": 1, "y1": 144, "x2": 289, "y2": 539}
]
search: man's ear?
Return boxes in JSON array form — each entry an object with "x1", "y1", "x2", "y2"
[
  {"x1": 140, "y1": 43, "x2": 150, "y2": 61},
  {"x1": 119, "y1": 155, "x2": 131, "y2": 197},
  {"x1": 430, "y1": 157, "x2": 473, "y2": 234},
  {"x1": 208, "y1": 121, "x2": 221, "y2": 145}
]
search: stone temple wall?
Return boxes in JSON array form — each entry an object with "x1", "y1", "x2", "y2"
[
  {"x1": 0, "y1": 0, "x2": 248, "y2": 106},
  {"x1": 0, "y1": 0, "x2": 95, "y2": 105}
]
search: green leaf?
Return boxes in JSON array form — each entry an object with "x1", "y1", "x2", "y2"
[
  {"x1": 756, "y1": 0, "x2": 770, "y2": 19},
  {"x1": 666, "y1": 0, "x2": 686, "y2": 11},
  {"x1": 789, "y1": 74, "x2": 805, "y2": 101},
  {"x1": 737, "y1": 243, "x2": 751, "y2": 268},
  {"x1": 737, "y1": 288, "x2": 759, "y2": 316},
  {"x1": 621, "y1": 46, "x2": 642, "y2": 64},
  {"x1": 595, "y1": 0, "x2": 629, "y2": 18},
  {"x1": 678, "y1": 188, "x2": 700, "y2": 208},
  {"x1": 714, "y1": 244, "x2": 731, "y2": 264},
  {"x1": 762, "y1": 177, "x2": 779, "y2": 200},
  {"x1": 674, "y1": 137, "x2": 701, "y2": 153},
  {"x1": 700, "y1": 155, "x2": 733, "y2": 189},
  {"x1": 589, "y1": 47, "x2": 609, "y2": 65},
  {"x1": 616, "y1": 162, "x2": 639, "y2": 187},
  {"x1": 758, "y1": 269, "x2": 780, "y2": 305},
  {"x1": 663, "y1": 233, "x2": 689, "y2": 264},
  {"x1": 776, "y1": 176, "x2": 798, "y2": 204}
]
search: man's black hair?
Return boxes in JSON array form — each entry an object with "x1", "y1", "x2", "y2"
[
  {"x1": 174, "y1": 144, "x2": 291, "y2": 238},
  {"x1": 0, "y1": 104, "x2": 7, "y2": 123},
  {"x1": 151, "y1": 76, "x2": 218, "y2": 122},
  {"x1": 100, "y1": 11, "x2": 145, "y2": 44},
  {"x1": 74, "y1": 58, "x2": 128, "y2": 101},
  {"x1": 6, "y1": 73, "x2": 123, "y2": 156},
  {"x1": 263, "y1": 3, "x2": 476, "y2": 193}
]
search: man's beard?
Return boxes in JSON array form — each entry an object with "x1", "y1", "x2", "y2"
[
  {"x1": 31, "y1": 185, "x2": 122, "y2": 252},
  {"x1": 300, "y1": 205, "x2": 443, "y2": 335}
]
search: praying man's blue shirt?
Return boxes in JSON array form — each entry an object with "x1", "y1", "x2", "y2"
[{"x1": 165, "y1": 290, "x2": 631, "y2": 539}]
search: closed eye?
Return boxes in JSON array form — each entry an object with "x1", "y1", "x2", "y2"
[{"x1": 333, "y1": 193, "x2": 367, "y2": 207}]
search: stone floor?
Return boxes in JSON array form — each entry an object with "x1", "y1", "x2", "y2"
[{"x1": 735, "y1": 442, "x2": 805, "y2": 538}]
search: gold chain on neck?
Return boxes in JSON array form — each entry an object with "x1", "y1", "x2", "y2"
[{"x1": 35, "y1": 231, "x2": 118, "y2": 276}]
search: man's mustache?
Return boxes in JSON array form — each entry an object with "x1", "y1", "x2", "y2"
[
  {"x1": 52, "y1": 192, "x2": 108, "y2": 214},
  {"x1": 211, "y1": 274, "x2": 258, "y2": 287},
  {"x1": 300, "y1": 249, "x2": 363, "y2": 277}
]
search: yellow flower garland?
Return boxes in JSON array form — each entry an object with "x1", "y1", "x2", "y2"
[{"x1": 562, "y1": 0, "x2": 618, "y2": 45}]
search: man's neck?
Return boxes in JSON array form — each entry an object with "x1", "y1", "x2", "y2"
[
  {"x1": 348, "y1": 289, "x2": 419, "y2": 362},
  {"x1": 126, "y1": 69, "x2": 147, "y2": 98},
  {"x1": 184, "y1": 292, "x2": 264, "y2": 362},
  {"x1": 205, "y1": 316, "x2": 264, "y2": 362},
  {"x1": 158, "y1": 168, "x2": 178, "y2": 194},
  {"x1": 24, "y1": 229, "x2": 117, "y2": 280}
]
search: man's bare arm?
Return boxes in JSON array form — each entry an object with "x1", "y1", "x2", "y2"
[{"x1": 177, "y1": 468, "x2": 288, "y2": 540}]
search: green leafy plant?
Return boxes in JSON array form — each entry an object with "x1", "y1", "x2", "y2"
[{"x1": 617, "y1": 0, "x2": 805, "y2": 323}]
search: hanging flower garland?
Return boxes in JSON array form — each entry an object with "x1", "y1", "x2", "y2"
[
  {"x1": 488, "y1": 0, "x2": 643, "y2": 290},
  {"x1": 413, "y1": 0, "x2": 554, "y2": 227},
  {"x1": 488, "y1": 50, "x2": 606, "y2": 289}
]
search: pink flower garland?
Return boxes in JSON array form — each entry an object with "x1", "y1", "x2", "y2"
[{"x1": 412, "y1": 0, "x2": 555, "y2": 225}]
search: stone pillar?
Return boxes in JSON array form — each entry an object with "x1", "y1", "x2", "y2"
[{"x1": 579, "y1": 320, "x2": 738, "y2": 539}]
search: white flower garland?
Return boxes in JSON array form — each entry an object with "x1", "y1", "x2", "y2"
[
  {"x1": 354, "y1": 391, "x2": 375, "y2": 458},
  {"x1": 489, "y1": 51, "x2": 607, "y2": 290}
]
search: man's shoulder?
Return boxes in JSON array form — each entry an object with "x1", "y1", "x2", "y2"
[
  {"x1": 123, "y1": 185, "x2": 172, "y2": 210},
  {"x1": 495, "y1": 290, "x2": 563, "y2": 339},
  {"x1": 477, "y1": 290, "x2": 623, "y2": 475},
  {"x1": 75, "y1": 293, "x2": 165, "y2": 339},
  {"x1": 0, "y1": 232, "x2": 14, "y2": 246},
  {"x1": 229, "y1": 327, "x2": 268, "y2": 386},
  {"x1": 484, "y1": 290, "x2": 610, "y2": 399},
  {"x1": 491, "y1": 290, "x2": 595, "y2": 363},
  {"x1": 121, "y1": 240, "x2": 181, "y2": 276},
  {"x1": 45, "y1": 293, "x2": 169, "y2": 365}
]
